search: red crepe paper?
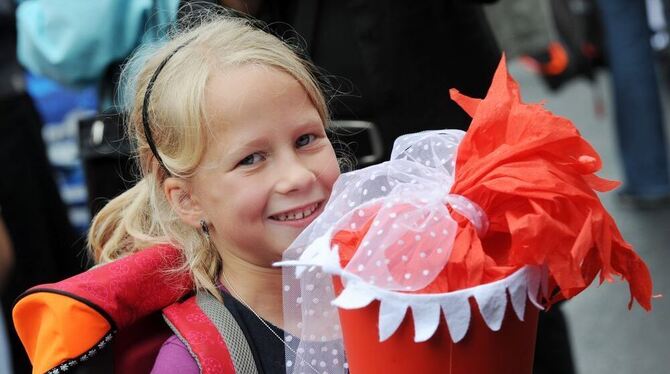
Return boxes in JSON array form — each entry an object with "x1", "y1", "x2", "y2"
[
  {"x1": 447, "y1": 57, "x2": 652, "y2": 310},
  {"x1": 335, "y1": 57, "x2": 652, "y2": 311}
]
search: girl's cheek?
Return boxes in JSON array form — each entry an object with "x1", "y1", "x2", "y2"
[
  {"x1": 305, "y1": 144, "x2": 339, "y2": 192},
  {"x1": 323, "y1": 154, "x2": 341, "y2": 190}
]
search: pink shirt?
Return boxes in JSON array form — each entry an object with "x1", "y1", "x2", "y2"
[{"x1": 150, "y1": 335, "x2": 199, "y2": 373}]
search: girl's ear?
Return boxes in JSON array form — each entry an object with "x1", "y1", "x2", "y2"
[{"x1": 163, "y1": 177, "x2": 203, "y2": 229}]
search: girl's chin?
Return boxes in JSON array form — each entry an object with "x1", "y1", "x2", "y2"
[{"x1": 265, "y1": 228, "x2": 303, "y2": 256}]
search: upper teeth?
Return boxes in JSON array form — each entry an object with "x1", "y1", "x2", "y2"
[{"x1": 273, "y1": 203, "x2": 319, "y2": 221}]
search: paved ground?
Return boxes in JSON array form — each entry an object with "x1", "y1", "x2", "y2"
[{"x1": 508, "y1": 60, "x2": 670, "y2": 374}]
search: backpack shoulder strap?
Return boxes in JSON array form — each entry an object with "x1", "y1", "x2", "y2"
[
  {"x1": 163, "y1": 296, "x2": 235, "y2": 374},
  {"x1": 163, "y1": 293, "x2": 259, "y2": 374},
  {"x1": 197, "y1": 292, "x2": 259, "y2": 374}
]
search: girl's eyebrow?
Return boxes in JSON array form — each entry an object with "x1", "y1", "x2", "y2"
[
  {"x1": 226, "y1": 138, "x2": 267, "y2": 156},
  {"x1": 222, "y1": 136, "x2": 269, "y2": 159},
  {"x1": 290, "y1": 119, "x2": 325, "y2": 135}
]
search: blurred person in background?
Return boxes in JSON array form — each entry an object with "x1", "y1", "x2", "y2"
[
  {"x1": 0, "y1": 1, "x2": 84, "y2": 372},
  {"x1": 510, "y1": 0, "x2": 670, "y2": 205},
  {"x1": 595, "y1": 0, "x2": 670, "y2": 207},
  {"x1": 15, "y1": 0, "x2": 182, "y2": 219}
]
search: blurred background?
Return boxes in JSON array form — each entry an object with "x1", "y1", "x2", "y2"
[{"x1": 1, "y1": 0, "x2": 669, "y2": 373}]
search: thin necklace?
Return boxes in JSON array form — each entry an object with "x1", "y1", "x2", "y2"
[{"x1": 221, "y1": 271, "x2": 319, "y2": 374}]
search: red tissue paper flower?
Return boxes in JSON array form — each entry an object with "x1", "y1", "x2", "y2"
[
  {"x1": 335, "y1": 57, "x2": 653, "y2": 310},
  {"x1": 441, "y1": 57, "x2": 652, "y2": 309}
]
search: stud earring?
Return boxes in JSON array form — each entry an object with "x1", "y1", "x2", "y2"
[{"x1": 200, "y1": 219, "x2": 210, "y2": 238}]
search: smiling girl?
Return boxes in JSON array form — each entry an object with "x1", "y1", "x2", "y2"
[{"x1": 85, "y1": 14, "x2": 340, "y2": 373}]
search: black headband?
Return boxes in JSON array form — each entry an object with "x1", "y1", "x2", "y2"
[{"x1": 141, "y1": 39, "x2": 194, "y2": 176}]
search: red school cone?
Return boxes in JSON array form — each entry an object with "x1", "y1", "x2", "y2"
[{"x1": 336, "y1": 295, "x2": 539, "y2": 374}]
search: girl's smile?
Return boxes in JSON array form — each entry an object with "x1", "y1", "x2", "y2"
[{"x1": 268, "y1": 200, "x2": 325, "y2": 227}]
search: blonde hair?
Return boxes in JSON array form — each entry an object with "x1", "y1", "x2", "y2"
[{"x1": 87, "y1": 12, "x2": 330, "y2": 299}]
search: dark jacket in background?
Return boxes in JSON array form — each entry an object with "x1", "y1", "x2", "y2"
[{"x1": 269, "y1": 0, "x2": 501, "y2": 159}]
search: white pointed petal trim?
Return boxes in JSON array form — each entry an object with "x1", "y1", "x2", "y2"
[
  {"x1": 473, "y1": 282, "x2": 508, "y2": 331},
  {"x1": 526, "y1": 266, "x2": 544, "y2": 310},
  {"x1": 332, "y1": 283, "x2": 376, "y2": 309},
  {"x1": 508, "y1": 270, "x2": 529, "y2": 321},
  {"x1": 331, "y1": 265, "x2": 544, "y2": 343},
  {"x1": 411, "y1": 302, "x2": 441, "y2": 342},
  {"x1": 294, "y1": 234, "x2": 334, "y2": 277},
  {"x1": 441, "y1": 296, "x2": 471, "y2": 343},
  {"x1": 379, "y1": 299, "x2": 409, "y2": 341}
]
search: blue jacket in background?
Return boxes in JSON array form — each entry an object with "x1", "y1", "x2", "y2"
[{"x1": 16, "y1": 0, "x2": 180, "y2": 88}]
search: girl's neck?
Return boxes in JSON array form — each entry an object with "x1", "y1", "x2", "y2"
[{"x1": 219, "y1": 253, "x2": 284, "y2": 328}]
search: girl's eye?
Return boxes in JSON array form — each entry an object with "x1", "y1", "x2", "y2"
[
  {"x1": 238, "y1": 153, "x2": 264, "y2": 166},
  {"x1": 296, "y1": 134, "x2": 316, "y2": 148}
]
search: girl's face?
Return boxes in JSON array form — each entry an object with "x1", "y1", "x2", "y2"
[{"x1": 192, "y1": 65, "x2": 340, "y2": 266}]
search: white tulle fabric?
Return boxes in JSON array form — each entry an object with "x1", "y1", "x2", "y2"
[{"x1": 276, "y1": 130, "x2": 544, "y2": 374}]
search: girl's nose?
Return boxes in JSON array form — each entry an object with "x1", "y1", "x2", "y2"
[{"x1": 274, "y1": 156, "x2": 317, "y2": 194}]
